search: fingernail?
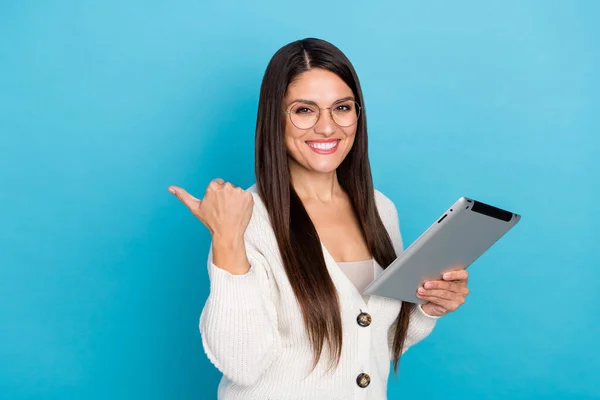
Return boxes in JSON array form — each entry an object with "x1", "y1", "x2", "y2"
[
  {"x1": 443, "y1": 273, "x2": 451, "y2": 280},
  {"x1": 418, "y1": 287, "x2": 426, "y2": 294},
  {"x1": 424, "y1": 282, "x2": 433, "y2": 289},
  {"x1": 168, "y1": 187, "x2": 175, "y2": 194}
]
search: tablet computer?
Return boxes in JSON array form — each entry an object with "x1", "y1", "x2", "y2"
[{"x1": 363, "y1": 197, "x2": 521, "y2": 304}]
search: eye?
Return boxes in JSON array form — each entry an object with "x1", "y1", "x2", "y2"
[
  {"x1": 335, "y1": 103, "x2": 353, "y2": 112},
  {"x1": 294, "y1": 105, "x2": 315, "y2": 114}
]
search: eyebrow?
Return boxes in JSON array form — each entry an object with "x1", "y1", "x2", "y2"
[{"x1": 287, "y1": 96, "x2": 355, "y2": 106}]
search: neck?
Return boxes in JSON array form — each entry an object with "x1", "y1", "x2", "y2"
[{"x1": 289, "y1": 159, "x2": 343, "y2": 203}]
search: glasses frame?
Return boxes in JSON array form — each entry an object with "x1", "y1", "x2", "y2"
[{"x1": 283, "y1": 100, "x2": 362, "y2": 130}]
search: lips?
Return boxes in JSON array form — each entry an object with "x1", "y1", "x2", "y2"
[{"x1": 306, "y1": 139, "x2": 340, "y2": 155}]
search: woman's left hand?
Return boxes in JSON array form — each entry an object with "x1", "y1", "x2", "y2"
[{"x1": 417, "y1": 269, "x2": 470, "y2": 317}]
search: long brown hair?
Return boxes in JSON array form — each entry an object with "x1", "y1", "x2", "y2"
[{"x1": 255, "y1": 38, "x2": 410, "y2": 374}]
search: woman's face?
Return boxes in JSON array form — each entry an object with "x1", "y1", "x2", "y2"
[{"x1": 283, "y1": 68, "x2": 358, "y2": 174}]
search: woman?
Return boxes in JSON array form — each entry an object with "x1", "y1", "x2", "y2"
[{"x1": 168, "y1": 38, "x2": 469, "y2": 400}]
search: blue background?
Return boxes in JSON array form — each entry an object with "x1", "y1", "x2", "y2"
[{"x1": 1, "y1": 1, "x2": 598, "y2": 399}]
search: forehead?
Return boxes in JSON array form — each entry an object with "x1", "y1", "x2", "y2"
[{"x1": 285, "y1": 68, "x2": 353, "y2": 104}]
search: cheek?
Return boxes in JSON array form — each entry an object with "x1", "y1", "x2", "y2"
[
  {"x1": 341, "y1": 128, "x2": 357, "y2": 150},
  {"x1": 284, "y1": 123, "x2": 306, "y2": 153}
]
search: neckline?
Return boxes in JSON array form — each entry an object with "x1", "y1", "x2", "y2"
[
  {"x1": 337, "y1": 259, "x2": 373, "y2": 266},
  {"x1": 320, "y1": 242, "x2": 377, "y2": 309}
]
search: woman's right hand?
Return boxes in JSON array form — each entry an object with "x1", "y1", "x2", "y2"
[{"x1": 168, "y1": 179, "x2": 254, "y2": 264}]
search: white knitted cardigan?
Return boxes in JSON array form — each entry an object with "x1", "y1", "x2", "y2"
[{"x1": 199, "y1": 185, "x2": 438, "y2": 400}]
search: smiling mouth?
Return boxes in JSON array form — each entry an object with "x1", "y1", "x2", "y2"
[{"x1": 305, "y1": 139, "x2": 341, "y2": 154}]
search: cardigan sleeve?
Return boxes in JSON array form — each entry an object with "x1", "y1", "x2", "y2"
[
  {"x1": 387, "y1": 303, "x2": 439, "y2": 358},
  {"x1": 199, "y1": 236, "x2": 280, "y2": 386},
  {"x1": 376, "y1": 190, "x2": 438, "y2": 358}
]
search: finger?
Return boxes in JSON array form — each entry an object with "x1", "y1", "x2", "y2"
[
  {"x1": 423, "y1": 280, "x2": 453, "y2": 291},
  {"x1": 242, "y1": 189, "x2": 253, "y2": 202},
  {"x1": 168, "y1": 186, "x2": 201, "y2": 210},
  {"x1": 442, "y1": 269, "x2": 469, "y2": 282},
  {"x1": 418, "y1": 295, "x2": 462, "y2": 312},
  {"x1": 417, "y1": 287, "x2": 458, "y2": 301},
  {"x1": 208, "y1": 178, "x2": 225, "y2": 190},
  {"x1": 423, "y1": 280, "x2": 468, "y2": 294}
]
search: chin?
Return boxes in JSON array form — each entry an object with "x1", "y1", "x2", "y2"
[
  {"x1": 310, "y1": 166, "x2": 339, "y2": 174},
  {"x1": 306, "y1": 159, "x2": 342, "y2": 174}
]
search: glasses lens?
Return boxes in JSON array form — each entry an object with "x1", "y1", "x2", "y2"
[
  {"x1": 287, "y1": 101, "x2": 361, "y2": 129},
  {"x1": 289, "y1": 102, "x2": 319, "y2": 129},
  {"x1": 332, "y1": 100, "x2": 360, "y2": 127}
]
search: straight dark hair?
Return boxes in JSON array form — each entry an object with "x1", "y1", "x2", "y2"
[{"x1": 255, "y1": 38, "x2": 411, "y2": 374}]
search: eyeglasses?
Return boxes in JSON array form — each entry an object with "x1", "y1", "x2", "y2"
[{"x1": 284, "y1": 99, "x2": 361, "y2": 130}]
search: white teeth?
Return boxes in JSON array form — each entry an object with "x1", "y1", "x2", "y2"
[{"x1": 307, "y1": 140, "x2": 339, "y2": 150}]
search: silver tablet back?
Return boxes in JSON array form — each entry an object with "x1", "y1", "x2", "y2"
[{"x1": 363, "y1": 197, "x2": 521, "y2": 304}]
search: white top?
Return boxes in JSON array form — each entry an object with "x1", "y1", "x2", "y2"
[
  {"x1": 337, "y1": 259, "x2": 375, "y2": 304},
  {"x1": 199, "y1": 185, "x2": 438, "y2": 400}
]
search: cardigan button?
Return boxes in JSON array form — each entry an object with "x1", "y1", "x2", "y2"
[
  {"x1": 356, "y1": 373, "x2": 371, "y2": 388},
  {"x1": 357, "y1": 312, "x2": 371, "y2": 327}
]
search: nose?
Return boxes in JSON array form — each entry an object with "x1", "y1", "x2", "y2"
[{"x1": 313, "y1": 109, "x2": 336, "y2": 137}]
